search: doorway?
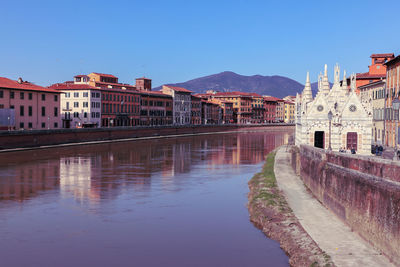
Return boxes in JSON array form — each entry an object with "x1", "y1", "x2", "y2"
[
  {"x1": 314, "y1": 131, "x2": 325, "y2": 149},
  {"x1": 347, "y1": 132, "x2": 358, "y2": 150}
]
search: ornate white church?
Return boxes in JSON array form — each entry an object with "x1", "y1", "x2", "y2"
[{"x1": 295, "y1": 64, "x2": 373, "y2": 155}]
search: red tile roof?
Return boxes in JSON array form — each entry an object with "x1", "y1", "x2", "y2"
[
  {"x1": 74, "y1": 75, "x2": 89, "y2": 78},
  {"x1": 213, "y1": 91, "x2": 253, "y2": 97},
  {"x1": 264, "y1": 96, "x2": 280, "y2": 102},
  {"x1": 247, "y1": 92, "x2": 263, "y2": 97},
  {"x1": 91, "y1": 72, "x2": 118, "y2": 78},
  {"x1": 0, "y1": 77, "x2": 60, "y2": 93},
  {"x1": 48, "y1": 83, "x2": 99, "y2": 90},
  {"x1": 356, "y1": 72, "x2": 386, "y2": 79},
  {"x1": 193, "y1": 93, "x2": 211, "y2": 99},
  {"x1": 94, "y1": 81, "x2": 136, "y2": 89},
  {"x1": 164, "y1": 85, "x2": 192, "y2": 93},
  {"x1": 371, "y1": 53, "x2": 394, "y2": 58}
]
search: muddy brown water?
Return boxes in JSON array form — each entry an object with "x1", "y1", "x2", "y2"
[{"x1": 0, "y1": 129, "x2": 292, "y2": 267}]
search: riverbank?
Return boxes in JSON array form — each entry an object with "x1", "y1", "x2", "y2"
[
  {"x1": 0, "y1": 124, "x2": 294, "y2": 152},
  {"x1": 248, "y1": 149, "x2": 334, "y2": 267}
]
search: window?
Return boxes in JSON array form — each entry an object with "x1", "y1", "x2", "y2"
[
  {"x1": 28, "y1": 122, "x2": 32, "y2": 128},
  {"x1": 29, "y1": 106, "x2": 32, "y2": 116},
  {"x1": 41, "y1": 107, "x2": 45, "y2": 116},
  {"x1": 74, "y1": 92, "x2": 79, "y2": 98},
  {"x1": 73, "y1": 112, "x2": 79, "y2": 118},
  {"x1": 54, "y1": 95, "x2": 58, "y2": 101},
  {"x1": 10, "y1": 105, "x2": 14, "y2": 109},
  {"x1": 92, "y1": 92, "x2": 96, "y2": 98},
  {"x1": 20, "y1": 92, "x2": 24, "y2": 99},
  {"x1": 74, "y1": 102, "x2": 79, "y2": 108},
  {"x1": 20, "y1": 122, "x2": 24, "y2": 129},
  {"x1": 65, "y1": 92, "x2": 70, "y2": 98},
  {"x1": 84, "y1": 112, "x2": 87, "y2": 118},
  {"x1": 29, "y1": 93, "x2": 32, "y2": 100},
  {"x1": 0, "y1": 90, "x2": 3, "y2": 98},
  {"x1": 10, "y1": 92, "x2": 14, "y2": 99},
  {"x1": 54, "y1": 107, "x2": 58, "y2": 117},
  {"x1": 41, "y1": 94, "x2": 45, "y2": 101},
  {"x1": 41, "y1": 122, "x2": 45, "y2": 128},
  {"x1": 83, "y1": 92, "x2": 88, "y2": 97},
  {"x1": 20, "y1": 106, "x2": 24, "y2": 116},
  {"x1": 54, "y1": 122, "x2": 58, "y2": 128},
  {"x1": 96, "y1": 92, "x2": 100, "y2": 98},
  {"x1": 83, "y1": 102, "x2": 88, "y2": 107}
]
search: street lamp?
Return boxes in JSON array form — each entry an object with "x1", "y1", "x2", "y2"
[
  {"x1": 328, "y1": 110, "x2": 333, "y2": 150},
  {"x1": 392, "y1": 99, "x2": 400, "y2": 152}
]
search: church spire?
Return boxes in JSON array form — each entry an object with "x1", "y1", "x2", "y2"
[
  {"x1": 321, "y1": 64, "x2": 330, "y2": 95},
  {"x1": 302, "y1": 71, "x2": 313, "y2": 103},
  {"x1": 334, "y1": 63, "x2": 340, "y2": 85},
  {"x1": 342, "y1": 70, "x2": 348, "y2": 91}
]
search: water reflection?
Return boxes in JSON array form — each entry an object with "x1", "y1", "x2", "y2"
[
  {"x1": 0, "y1": 130, "x2": 292, "y2": 267},
  {"x1": 0, "y1": 131, "x2": 288, "y2": 205}
]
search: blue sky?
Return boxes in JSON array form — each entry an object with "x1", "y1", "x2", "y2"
[{"x1": 1, "y1": 0, "x2": 399, "y2": 87}]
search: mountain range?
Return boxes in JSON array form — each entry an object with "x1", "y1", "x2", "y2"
[{"x1": 154, "y1": 71, "x2": 325, "y2": 99}]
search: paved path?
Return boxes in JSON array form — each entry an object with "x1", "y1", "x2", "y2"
[{"x1": 274, "y1": 146, "x2": 394, "y2": 267}]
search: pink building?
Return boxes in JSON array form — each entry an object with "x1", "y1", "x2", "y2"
[{"x1": 0, "y1": 77, "x2": 61, "y2": 130}]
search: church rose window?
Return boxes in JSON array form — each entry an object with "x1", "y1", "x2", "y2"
[
  {"x1": 317, "y1": 105, "x2": 324, "y2": 112},
  {"x1": 349, "y1": 105, "x2": 357, "y2": 112}
]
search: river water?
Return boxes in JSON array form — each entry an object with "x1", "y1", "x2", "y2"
[{"x1": 0, "y1": 129, "x2": 292, "y2": 267}]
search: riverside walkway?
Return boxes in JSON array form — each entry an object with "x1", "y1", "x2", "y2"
[{"x1": 274, "y1": 146, "x2": 394, "y2": 267}]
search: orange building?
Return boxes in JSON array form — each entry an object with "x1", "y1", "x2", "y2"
[
  {"x1": 211, "y1": 92, "x2": 252, "y2": 124},
  {"x1": 249, "y1": 93, "x2": 264, "y2": 123},
  {"x1": 354, "y1": 54, "x2": 394, "y2": 93},
  {"x1": 210, "y1": 99, "x2": 233, "y2": 124},
  {"x1": 275, "y1": 98, "x2": 284, "y2": 122}
]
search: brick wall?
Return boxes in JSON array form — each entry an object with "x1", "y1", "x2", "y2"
[{"x1": 293, "y1": 145, "x2": 400, "y2": 264}]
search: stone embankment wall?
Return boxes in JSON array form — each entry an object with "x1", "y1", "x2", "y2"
[
  {"x1": 0, "y1": 124, "x2": 293, "y2": 150},
  {"x1": 291, "y1": 145, "x2": 400, "y2": 265}
]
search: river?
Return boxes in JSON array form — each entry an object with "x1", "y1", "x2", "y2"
[{"x1": 0, "y1": 128, "x2": 292, "y2": 267}]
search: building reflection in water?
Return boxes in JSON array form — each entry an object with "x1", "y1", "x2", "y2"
[
  {"x1": 0, "y1": 157, "x2": 60, "y2": 203},
  {"x1": 0, "y1": 130, "x2": 291, "y2": 205}
]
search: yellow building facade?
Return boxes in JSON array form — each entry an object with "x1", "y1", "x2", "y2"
[
  {"x1": 359, "y1": 80, "x2": 386, "y2": 145},
  {"x1": 284, "y1": 101, "x2": 295, "y2": 123}
]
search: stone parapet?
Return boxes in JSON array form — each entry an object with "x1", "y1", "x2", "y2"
[{"x1": 293, "y1": 144, "x2": 400, "y2": 265}]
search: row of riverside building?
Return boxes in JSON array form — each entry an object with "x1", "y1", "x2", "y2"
[{"x1": 0, "y1": 72, "x2": 296, "y2": 130}]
